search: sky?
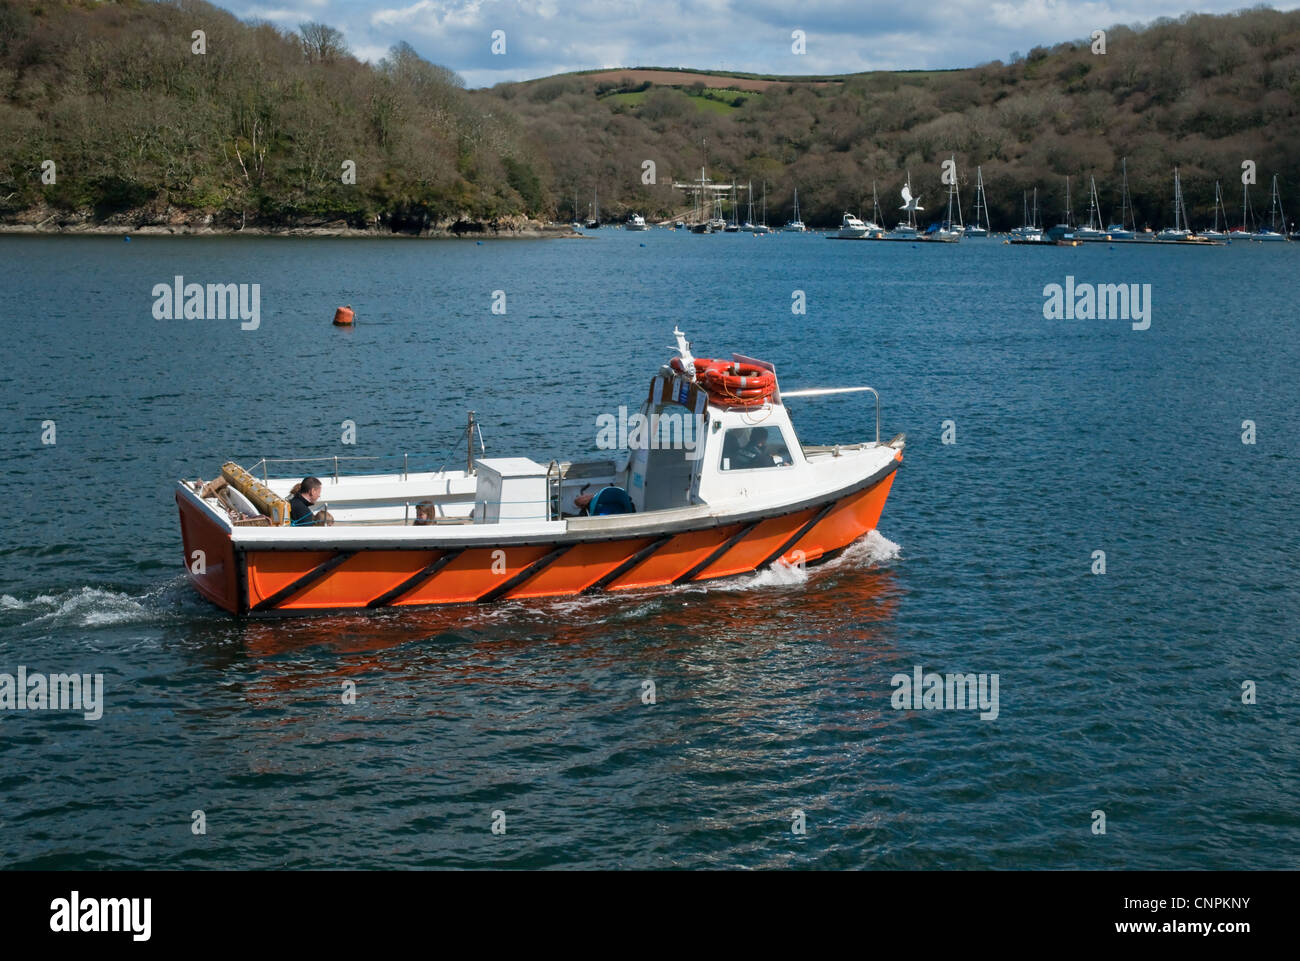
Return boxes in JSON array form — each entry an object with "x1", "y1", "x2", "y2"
[{"x1": 222, "y1": 0, "x2": 1300, "y2": 87}]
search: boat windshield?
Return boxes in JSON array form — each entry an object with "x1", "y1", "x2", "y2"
[{"x1": 720, "y1": 427, "x2": 793, "y2": 470}]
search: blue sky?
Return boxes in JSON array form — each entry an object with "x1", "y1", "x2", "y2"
[{"x1": 222, "y1": 1, "x2": 1300, "y2": 87}]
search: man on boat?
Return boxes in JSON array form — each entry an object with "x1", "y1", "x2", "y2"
[
  {"x1": 733, "y1": 428, "x2": 777, "y2": 469},
  {"x1": 289, "y1": 477, "x2": 326, "y2": 526}
]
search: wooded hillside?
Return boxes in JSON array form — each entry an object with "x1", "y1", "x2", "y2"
[{"x1": 2, "y1": 1, "x2": 1298, "y2": 230}]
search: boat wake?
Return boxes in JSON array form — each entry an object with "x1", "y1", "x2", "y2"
[
  {"x1": 725, "y1": 528, "x2": 901, "y2": 591},
  {"x1": 3, "y1": 578, "x2": 195, "y2": 629}
]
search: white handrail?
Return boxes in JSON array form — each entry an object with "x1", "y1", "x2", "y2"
[{"x1": 781, "y1": 386, "x2": 880, "y2": 443}]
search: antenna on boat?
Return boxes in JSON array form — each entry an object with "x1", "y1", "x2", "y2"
[
  {"x1": 467, "y1": 410, "x2": 476, "y2": 474},
  {"x1": 672, "y1": 326, "x2": 695, "y2": 371}
]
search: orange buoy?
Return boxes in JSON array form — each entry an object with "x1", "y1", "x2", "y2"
[{"x1": 333, "y1": 305, "x2": 354, "y2": 326}]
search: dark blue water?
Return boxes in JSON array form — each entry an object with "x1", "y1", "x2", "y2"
[{"x1": 1, "y1": 231, "x2": 1296, "y2": 868}]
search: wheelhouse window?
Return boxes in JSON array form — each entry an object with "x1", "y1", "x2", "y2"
[{"x1": 720, "y1": 427, "x2": 792, "y2": 470}]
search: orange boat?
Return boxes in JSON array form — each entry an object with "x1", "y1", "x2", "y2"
[{"x1": 176, "y1": 329, "x2": 904, "y2": 615}]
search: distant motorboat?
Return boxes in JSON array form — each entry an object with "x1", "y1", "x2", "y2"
[
  {"x1": 625, "y1": 213, "x2": 648, "y2": 231},
  {"x1": 836, "y1": 212, "x2": 872, "y2": 239}
]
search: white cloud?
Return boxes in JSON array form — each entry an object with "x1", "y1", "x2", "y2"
[{"x1": 219, "y1": 0, "x2": 1300, "y2": 87}]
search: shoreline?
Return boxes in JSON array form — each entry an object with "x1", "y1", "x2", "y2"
[{"x1": 0, "y1": 222, "x2": 585, "y2": 239}]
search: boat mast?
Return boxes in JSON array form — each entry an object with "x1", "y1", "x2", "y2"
[
  {"x1": 973, "y1": 166, "x2": 988, "y2": 230},
  {"x1": 946, "y1": 155, "x2": 962, "y2": 228},
  {"x1": 1119, "y1": 158, "x2": 1132, "y2": 231}
]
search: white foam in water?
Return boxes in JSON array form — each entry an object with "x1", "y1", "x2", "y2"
[
  {"x1": 736, "y1": 556, "x2": 811, "y2": 590},
  {"x1": 18, "y1": 586, "x2": 155, "y2": 628},
  {"x1": 712, "y1": 529, "x2": 901, "y2": 593},
  {"x1": 829, "y1": 529, "x2": 902, "y2": 570}
]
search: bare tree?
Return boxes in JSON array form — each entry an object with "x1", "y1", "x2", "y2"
[{"x1": 299, "y1": 22, "x2": 349, "y2": 64}]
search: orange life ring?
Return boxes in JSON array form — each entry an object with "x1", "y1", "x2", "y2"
[
  {"x1": 703, "y1": 363, "x2": 775, "y2": 393},
  {"x1": 670, "y1": 356, "x2": 775, "y2": 407}
]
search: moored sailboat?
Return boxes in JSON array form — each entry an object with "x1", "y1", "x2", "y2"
[
  {"x1": 964, "y1": 166, "x2": 990, "y2": 237},
  {"x1": 885, "y1": 172, "x2": 923, "y2": 240},
  {"x1": 783, "y1": 187, "x2": 807, "y2": 232},
  {"x1": 1251, "y1": 175, "x2": 1288, "y2": 241},
  {"x1": 1009, "y1": 188, "x2": 1044, "y2": 242},
  {"x1": 932, "y1": 155, "x2": 964, "y2": 242},
  {"x1": 1155, "y1": 167, "x2": 1194, "y2": 241},
  {"x1": 1075, "y1": 176, "x2": 1108, "y2": 240},
  {"x1": 1106, "y1": 159, "x2": 1136, "y2": 239},
  {"x1": 1203, "y1": 181, "x2": 1230, "y2": 241}
]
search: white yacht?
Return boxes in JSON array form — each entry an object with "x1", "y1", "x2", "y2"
[
  {"x1": 836, "y1": 213, "x2": 871, "y2": 238},
  {"x1": 625, "y1": 213, "x2": 648, "y2": 231}
]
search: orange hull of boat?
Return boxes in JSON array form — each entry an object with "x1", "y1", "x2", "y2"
[{"x1": 177, "y1": 456, "x2": 899, "y2": 615}]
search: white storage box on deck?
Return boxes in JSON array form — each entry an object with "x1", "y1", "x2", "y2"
[{"x1": 472, "y1": 457, "x2": 550, "y2": 524}]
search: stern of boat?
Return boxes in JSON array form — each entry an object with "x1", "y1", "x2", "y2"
[{"x1": 176, "y1": 483, "x2": 242, "y2": 614}]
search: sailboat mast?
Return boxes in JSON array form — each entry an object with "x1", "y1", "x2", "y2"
[{"x1": 1120, "y1": 158, "x2": 1132, "y2": 231}]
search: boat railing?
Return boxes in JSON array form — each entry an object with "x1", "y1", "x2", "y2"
[
  {"x1": 250, "y1": 452, "x2": 434, "y2": 484},
  {"x1": 545, "y1": 460, "x2": 562, "y2": 522},
  {"x1": 780, "y1": 386, "x2": 880, "y2": 444}
]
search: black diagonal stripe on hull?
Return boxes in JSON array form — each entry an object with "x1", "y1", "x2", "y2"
[
  {"x1": 252, "y1": 550, "x2": 358, "y2": 611},
  {"x1": 672, "y1": 522, "x2": 759, "y2": 585},
  {"x1": 366, "y1": 549, "x2": 464, "y2": 608},
  {"x1": 582, "y1": 536, "x2": 672, "y2": 594},
  {"x1": 476, "y1": 545, "x2": 573, "y2": 603},
  {"x1": 756, "y1": 499, "x2": 838, "y2": 571}
]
